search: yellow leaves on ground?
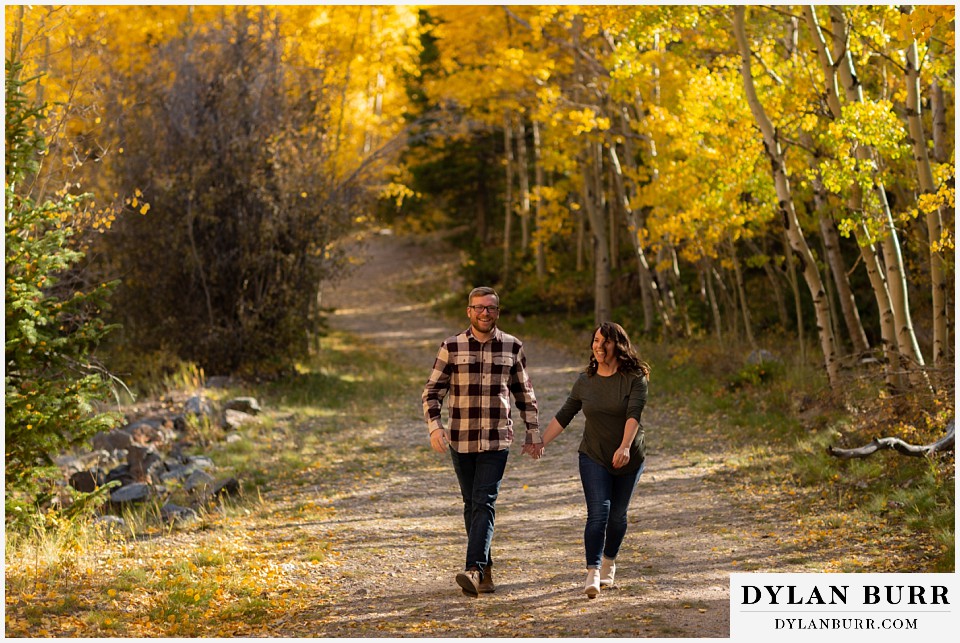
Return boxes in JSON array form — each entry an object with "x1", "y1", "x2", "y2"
[{"x1": 4, "y1": 502, "x2": 340, "y2": 638}]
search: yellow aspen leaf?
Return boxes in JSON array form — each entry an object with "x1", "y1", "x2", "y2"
[{"x1": 140, "y1": 203, "x2": 150, "y2": 214}]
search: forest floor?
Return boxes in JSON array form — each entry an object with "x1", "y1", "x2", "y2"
[
  {"x1": 258, "y1": 230, "x2": 842, "y2": 638},
  {"x1": 6, "y1": 229, "x2": 937, "y2": 639}
]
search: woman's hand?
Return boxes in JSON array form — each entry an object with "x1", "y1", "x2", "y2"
[{"x1": 612, "y1": 446, "x2": 630, "y2": 469}]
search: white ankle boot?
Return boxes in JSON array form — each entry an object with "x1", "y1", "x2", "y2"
[
  {"x1": 584, "y1": 568, "x2": 600, "y2": 598},
  {"x1": 599, "y1": 556, "x2": 616, "y2": 587}
]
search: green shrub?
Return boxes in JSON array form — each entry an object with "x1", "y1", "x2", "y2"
[
  {"x1": 730, "y1": 358, "x2": 785, "y2": 389},
  {"x1": 4, "y1": 58, "x2": 120, "y2": 503}
]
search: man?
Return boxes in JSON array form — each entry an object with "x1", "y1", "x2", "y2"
[{"x1": 422, "y1": 286, "x2": 541, "y2": 596}]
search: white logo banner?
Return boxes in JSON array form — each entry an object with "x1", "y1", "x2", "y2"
[{"x1": 731, "y1": 573, "x2": 957, "y2": 641}]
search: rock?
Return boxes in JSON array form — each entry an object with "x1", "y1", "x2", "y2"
[
  {"x1": 55, "y1": 455, "x2": 85, "y2": 477},
  {"x1": 184, "y1": 455, "x2": 215, "y2": 470},
  {"x1": 224, "y1": 397, "x2": 261, "y2": 415},
  {"x1": 223, "y1": 409, "x2": 258, "y2": 430},
  {"x1": 205, "y1": 376, "x2": 236, "y2": 389},
  {"x1": 160, "y1": 502, "x2": 198, "y2": 524},
  {"x1": 185, "y1": 469, "x2": 216, "y2": 493},
  {"x1": 92, "y1": 429, "x2": 134, "y2": 452},
  {"x1": 110, "y1": 482, "x2": 152, "y2": 504},
  {"x1": 125, "y1": 417, "x2": 175, "y2": 446},
  {"x1": 105, "y1": 464, "x2": 134, "y2": 487},
  {"x1": 184, "y1": 395, "x2": 214, "y2": 419},
  {"x1": 210, "y1": 477, "x2": 241, "y2": 500},
  {"x1": 159, "y1": 464, "x2": 190, "y2": 483},
  {"x1": 68, "y1": 470, "x2": 104, "y2": 493},
  {"x1": 81, "y1": 450, "x2": 116, "y2": 469},
  {"x1": 225, "y1": 432, "x2": 243, "y2": 444},
  {"x1": 93, "y1": 515, "x2": 127, "y2": 537},
  {"x1": 146, "y1": 458, "x2": 170, "y2": 483},
  {"x1": 128, "y1": 444, "x2": 162, "y2": 482}
]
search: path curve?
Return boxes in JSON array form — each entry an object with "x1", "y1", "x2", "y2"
[{"x1": 293, "y1": 230, "x2": 787, "y2": 638}]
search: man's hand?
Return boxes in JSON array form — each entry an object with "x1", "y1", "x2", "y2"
[{"x1": 430, "y1": 428, "x2": 450, "y2": 453}]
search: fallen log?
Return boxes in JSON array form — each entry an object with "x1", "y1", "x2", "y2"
[{"x1": 828, "y1": 418, "x2": 955, "y2": 459}]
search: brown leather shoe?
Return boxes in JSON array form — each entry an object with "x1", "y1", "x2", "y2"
[
  {"x1": 478, "y1": 565, "x2": 495, "y2": 593},
  {"x1": 456, "y1": 568, "x2": 481, "y2": 595}
]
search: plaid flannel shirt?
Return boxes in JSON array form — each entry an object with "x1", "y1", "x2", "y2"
[{"x1": 422, "y1": 327, "x2": 541, "y2": 453}]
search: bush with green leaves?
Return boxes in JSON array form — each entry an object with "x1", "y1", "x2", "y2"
[{"x1": 5, "y1": 59, "x2": 120, "y2": 506}]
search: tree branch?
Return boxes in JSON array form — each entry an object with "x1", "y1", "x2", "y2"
[
  {"x1": 500, "y1": 6, "x2": 610, "y2": 79},
  {"x1": 828, "y1": 418, "x2": 955, "y2": 459}
]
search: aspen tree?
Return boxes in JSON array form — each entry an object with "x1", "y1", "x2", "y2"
[
  {"x1": 902, "y1": 5, "x2": 948, "y2": 366},
  {"x1": 803, "y1": 5, "x2": 901, "y2": 386},
  {"x1": 828, "y1": 6, "x2": 926, "y2": 378},
  {"x1": 734, "y1": 6, "x2": 840, "y2": 385}
]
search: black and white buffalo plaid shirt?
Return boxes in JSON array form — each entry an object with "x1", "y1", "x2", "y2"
[{"x1": 422, "y1": 326, "x2": 540, "y2": 453}]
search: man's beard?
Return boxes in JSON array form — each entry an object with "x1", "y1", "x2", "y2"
[{"x1": 472, "y1": 318, "x2": 496, "y2": 334}]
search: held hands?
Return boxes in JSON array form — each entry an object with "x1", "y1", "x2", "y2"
[
  {"x1": 521, "y1": 442, "x2": 545, "y2": 460},
  {"x1": 612, "y1": 446, "x2": 630, "y2": 469},
  {"x1": 522, "y1": 428, "x2": 545, "y2": 460}
]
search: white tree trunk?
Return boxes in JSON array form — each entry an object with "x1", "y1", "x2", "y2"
[
  {"x1": 734, "y1": 6, "x2": 839, "y2": 384},
  {"x1": 532, "y1": 118, "x2": 546, "y2": 279},
  {"x1": 804, "y1": 5, "x2": 903, "y2": 386},
  {"x1": 581, "y1": 144, "x2": 612, "y2": 324},
  {"x1": 829, "y1": 6, "x2": 926, "y2": 376},
  {"x1": 516, "y1": 117, "x2": 531, "y2": 257},
  {"x1": 502, "y1": 111, "x2": 515, "y2": 280},
  {"x1": 903, "y1": 15, "x2": 948, "y2": 365}
]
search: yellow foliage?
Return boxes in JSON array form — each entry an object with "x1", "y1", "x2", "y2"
[{"x1": 8, "y1": 5, "x2": 421, "y2": 236}]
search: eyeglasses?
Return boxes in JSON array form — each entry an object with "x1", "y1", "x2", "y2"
[{"x1": 468, "y1": 305, "x2": 500, "y2": 314}]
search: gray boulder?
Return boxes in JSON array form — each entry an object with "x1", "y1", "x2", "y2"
[
  {"x1": 185, "y1": 469, "x2": 215, "y2": 493},
  {"x1": 210, "y1": 477, "x2": 241, "y2": 500},
  {"x1": 160, "y1": 502, "x2": 198, "y2": 524},
  {"x1": 223, "y1": 409, "x2": 258, "y2": 430},
  {"x1": 184, "y1": 396, "x2": 215, "y2": 419},
  {"x1": 92, "y1": 429, "x2": 134, "y2": 452},
  {"x1": 110, "y1": 482, "x2": 152, "y2": 504},
  {"x1": 224, "y1": 397, "x2": 261, "y2": 415}
]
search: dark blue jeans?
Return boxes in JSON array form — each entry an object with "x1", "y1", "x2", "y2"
[
  {"x1": 450, "y1": 448, "x2": 509, "y2": 573},
  {"x1": 579, "y1": 452, "x2": 645, "y2": 569}
]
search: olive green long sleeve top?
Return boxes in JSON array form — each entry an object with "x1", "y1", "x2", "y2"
[{"x1": 553, "y1": 369, "x2": 647, "y2": 475}]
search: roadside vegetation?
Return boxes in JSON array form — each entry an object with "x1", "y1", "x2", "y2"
[{"x1": 4, "y1": 333, "x2": 422, "y2": 637}]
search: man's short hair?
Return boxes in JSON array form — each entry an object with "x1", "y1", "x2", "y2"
[{"x1": 468, "y1": 286, "x2": 499, "y2": 305}]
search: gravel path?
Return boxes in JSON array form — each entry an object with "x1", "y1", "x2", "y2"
[{"x1": 293, "y1": 230, "x2": 794, "y2": 638}]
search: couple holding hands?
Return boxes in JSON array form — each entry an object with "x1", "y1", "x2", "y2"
[{"x1": 422, "y1": 286, "x2": 649, "y2": 598}]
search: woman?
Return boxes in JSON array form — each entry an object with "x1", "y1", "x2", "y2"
[{"x1": 533, "y1": 322, "x2": 649, "y2": 598}]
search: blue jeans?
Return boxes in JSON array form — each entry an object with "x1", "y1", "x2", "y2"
[
  {"x1": 450, "y1": 448, "x2": 509, "y2": 573},
  {"x1": 579, "y1": 452, "x2": 645, "y2": 569}
]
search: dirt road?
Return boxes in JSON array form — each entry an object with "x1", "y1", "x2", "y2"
[{"x1": 293, "y1": 230, "x2": 795, "y2": 638}]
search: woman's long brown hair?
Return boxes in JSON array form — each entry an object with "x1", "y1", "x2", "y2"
[{"x1": 586, "y1": 321, "x2": 650, "y2": 378}]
